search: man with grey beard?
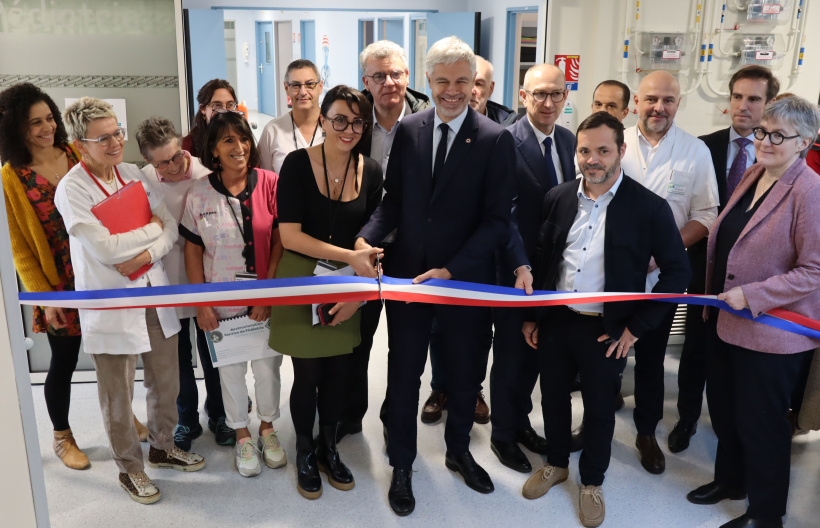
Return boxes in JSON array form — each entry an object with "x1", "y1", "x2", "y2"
[{"x1": 520, "y1": 111, "x2": 690, "y2": 527}]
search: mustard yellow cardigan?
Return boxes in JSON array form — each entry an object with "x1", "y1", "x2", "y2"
[{"x1": 1, "y1": 144, "x2": 81, "y2": 293}]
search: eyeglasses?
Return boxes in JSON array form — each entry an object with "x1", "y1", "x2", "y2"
[
  {"x1": 325, "y1": 114, "x2": 365, "y2": 134},
  {"x1": 153, "y1": 151, "x2": 185, "y2": 170},
  {"x1": 364, "y1": 70, "x2": 404, "y2": 84},
  {"x1": 286, "y1": 81, "x2": 320, "y2": 91},
  {"x1": 524, "y1": 90, "x2": 566, "y2": 104},
  {"x1": 753, "y1": 127, "x2": 800, "y2": 146},
  {"x1": 206, "y1": 101, "x2": 238, "y2": 112},
  {"x1": 80, "y1": 127, "x2": 126, "y2": 148}
]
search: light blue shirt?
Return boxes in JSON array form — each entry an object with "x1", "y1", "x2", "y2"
[{"x1": 432, "y1": 106, "x2": 470, "y2": 174}]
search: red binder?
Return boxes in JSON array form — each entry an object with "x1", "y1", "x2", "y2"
[{"x1": 84, "y1": 163, "x2": 154, "y2": 280}]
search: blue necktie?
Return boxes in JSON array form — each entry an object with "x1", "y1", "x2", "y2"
[
  {"x1": 433, "y1": 123, "x2": 449, "y2": 182},
  {"x1": 543, "y1": 136, "x2": 559, "y2": 188},
  {"x1": 727, "y1": 137, "x2": 752, "y2": 198}
]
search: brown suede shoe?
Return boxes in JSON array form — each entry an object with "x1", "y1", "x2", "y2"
[
  {"x1": 579, "y1": 485, "x2": 605, "y2": 527},
  {"x1": 134, "y1": 415, "x2": 149, "y2": 442},
  {"x1": 421, "y1": 390, "x2": 447, "y2": 423},
  {"x1": 474, "y1": 392, "x2": 490, "y2": 424},
  {"x1": 53, "y1": 429, "x2": 90, "y2": 470},
  {"x1": 522, "y1": 464, "x2": 569, "y2": 499}
]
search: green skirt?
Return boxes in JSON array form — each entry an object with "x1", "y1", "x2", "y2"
[{"x1": 269, "y1": 250, "x2": 361, "y2": 358}]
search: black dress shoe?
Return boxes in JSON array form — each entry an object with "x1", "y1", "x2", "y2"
[
  {"x1": 490, "y1": 438, "x2": 532, "y2": 473},
  {"x1": 687, "y1": 481, "x2": 747, "y2": 505},
  {"x1": 570, "y1": 423, "x2": 584, "y2": 453},
  {"x1": 515, "y1": 427, "x2": 548, "y2": 455},
  {"x1": 720, "y1": 513, "x2": 782, "y2": 528},
  {"x1": 635, "y1": 433, "x2": 665, "y2": 474},
  {"x1": 445, "y1": 451, "x2": 494, "y2": 493},
  {"x1": 335, "y1": 420, "x2": 363, "y2": 443},
  {"x1": 388, "y1": 468, "x2": 415, "y2": 516},
  {"x1": 668, "y1": 420, "x2": 697, "y2": 454}
]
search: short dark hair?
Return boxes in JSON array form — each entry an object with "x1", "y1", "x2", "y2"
[
  {"x1": 190, "y1": 79, "x2": 238, "y2": 156},
  {"x1": 285, "y1": 59, "x2": 321, "y2": 82},
  {"x1": 728, "y1": 65, "x2": 780, "y2": 102},
  {"x1": 201, "y1": 111, "x2": 259, "y2": 172},
  {"x1": 136, "y1": 117, "x2": 182, "y2": 161},
  {"x1": 0, "y1": 83, "x2": 69, "y2": 167},
  {"x1": 576, "y1": 111, "x2": 625, "y2": 150},
  {"x1": 593, "y1": 80, "x2": 631, "y2": 109},
  {"x1": 320, "y1": 85, "x2": 373, "y2": 154}
]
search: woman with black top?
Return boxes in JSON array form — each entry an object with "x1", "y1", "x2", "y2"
[
  {"x1": 687, "y1": 96, "x2": 820, "y2": 528},
  {"x1": 271, "y1": 85, "x2": 383, "y2": 499}
]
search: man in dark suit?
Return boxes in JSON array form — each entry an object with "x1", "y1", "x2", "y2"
[
  {"x1": 356, "y1": 36, "x2": 515, "y2": 516},
  {"x1": 489, "y1": 63, "x2": 575, "y2": 473},
  {"x1": 520, "y1": 112, "x2": 690, "y2": 527},
  {"x1": 669, "y1": 65, "x2": 779, "y2": 454}
]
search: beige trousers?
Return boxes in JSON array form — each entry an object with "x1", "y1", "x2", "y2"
[{"x1": 90, "y1": 308, "x2": 179, "y2": 474}]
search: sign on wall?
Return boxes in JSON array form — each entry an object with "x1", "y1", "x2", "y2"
[{"x1": 554, "y1": 54, "x2": 580, "y2": 91}]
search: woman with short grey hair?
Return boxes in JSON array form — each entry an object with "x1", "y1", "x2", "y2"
[
  {"x1": 56, "y1": 97, "x2": 205, "y2": 504},
  {"x1": 688, "y1": 95, "x2": 820, "y2": 527}
]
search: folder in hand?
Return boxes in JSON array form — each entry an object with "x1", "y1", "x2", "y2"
[{"x1": 91, "y1": 180, "x2": 154, "y2": 280}]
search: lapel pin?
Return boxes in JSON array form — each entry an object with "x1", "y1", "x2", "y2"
[{"x1": 466, "y1": 138, "x2": 472, "y2": 144}]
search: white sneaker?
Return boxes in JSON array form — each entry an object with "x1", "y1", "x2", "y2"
[
  {"x1": 119, "y1": 471, "x2": 161, "y2": 504},
  {"x1": 259, "y1": 429, "x2": 287, "y2": 469},
  {"x1": 235, "y1": 438, "x2": 262, "y2": 477}
]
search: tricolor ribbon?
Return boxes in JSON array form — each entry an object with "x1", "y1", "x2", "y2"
[{"x1": 18, "y1": 276, "x2": 820, "y2": 339}]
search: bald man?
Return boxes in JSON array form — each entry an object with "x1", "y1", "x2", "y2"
[
  {"x1": 470, "y1": 56, "x2": 515, "y2": 125},
  {"x1": 620, "y1": 71, "x2": 717, "y2": 475},
  {"x1": 489, "y1": 64, "x2": 576, "y2": 472}
]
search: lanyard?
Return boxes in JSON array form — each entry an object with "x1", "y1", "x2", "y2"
[
  {"x1": 291, "y1": 112, "x2": 321, "y2": 150},
  {"x1": 80, "y1": 161, "x2": 125, "y2": 197},
  {"x1": 321, "y1": 144, "x2": 354, "y2": 244},
  {"x1": 219, "y1": 172, "x2": 254, "y2": 270}
]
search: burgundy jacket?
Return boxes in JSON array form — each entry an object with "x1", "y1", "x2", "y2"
[{"x1": 705, "y1": 158, "x2": 820, "y2": 354}]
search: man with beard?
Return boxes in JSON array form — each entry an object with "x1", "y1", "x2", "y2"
[
  {"x1": 356, "y1": 36, "x2": 514, "y2": 516},
  {"x1": 521, "y1": 111, "x2": 690, "y2": 527},
  {"x1": 671, "y1": 66, "x2": 779, "y2": 456},
  {"x1": 620, "y1": 71, "x2": 718, "y2": 475}
]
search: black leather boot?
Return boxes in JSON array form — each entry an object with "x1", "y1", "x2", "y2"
[
  {"x1": 316, "y1": 424, "x2": 355, "y2": 490},
  {"x1": 296, "y1": 435, "x2": 322, "y2": 499}
]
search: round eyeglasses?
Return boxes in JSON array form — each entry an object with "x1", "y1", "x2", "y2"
[
  {"x1": 153, "y1": 151, "x2": 185, "y2": 170},
  {"x1": 752, "y1": 127, "x2": 800, "y2": 146},
  {"x1": 325, "y1": 114, "x2": 365, "y2": 134},
  {"x1": 524, "y1": 89, "x2": 566, "y2": 104},
  {"x1": 364, "y1": 70, "x2": 404, "y2": 85},
  {"x1": 206, "y1": 101, "x2": 238, "y2": 112}
]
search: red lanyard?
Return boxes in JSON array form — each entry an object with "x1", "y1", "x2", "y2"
[{"x1": 80, "y1": 161, "x2": 126, "y2": 197}]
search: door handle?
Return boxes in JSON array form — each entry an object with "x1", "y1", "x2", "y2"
[{"x1": 259, "y1": 63, "x2": 263, "y2": 73}]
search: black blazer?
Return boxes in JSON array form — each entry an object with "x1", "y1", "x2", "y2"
[
  {"x1": 358, "y1": 107, "x2": 515, "y2": 285},
  {"x1": 699, "y1": 127, "x2": 731, "y2": 212},
  {"x1": 503, "y1": 118, "x2": 576, "y2": 283},
  {"x1": 530, "y1": 174, "x2": 691, "y2": 339}
]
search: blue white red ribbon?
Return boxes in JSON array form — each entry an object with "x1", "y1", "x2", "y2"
[{"x1": 17, "y1": 275, "x2": 820, "y2": 339}]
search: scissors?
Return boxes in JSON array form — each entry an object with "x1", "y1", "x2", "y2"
[{"x1": 376, "y1": 254, "x2": 384, "y2": 306}]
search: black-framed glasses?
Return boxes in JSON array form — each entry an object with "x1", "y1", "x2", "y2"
[
  {"x1": 153, "y1": 151, "x2": 185, "y2": 170},
  {"x1": 325, "y1": 114, "x2": 365, "y2": 134},
  {"x1": 753, "y1": 127, "x2": 800, "y2": 146},
  {"x1": 286, "y1": 80, "x2": 320, "y2": 91},
  {"x1": 206, "y1": 101, "x2": 238, "y2": 112},
  {"x1": 364, "y1": 70, "x2": 404, "y2": 84},
  {"x1": 524, "y1": 89, "x2": 566, "y2": 104},
  {"x1": 80, "y1": 127, "x2": 126, "y2": 148}
]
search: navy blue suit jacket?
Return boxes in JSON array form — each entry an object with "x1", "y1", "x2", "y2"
[
  {"x1": 358, "y1": 107, "x2": 515, "y2": 285},
  {"x1": 503, "y1": 118, "x2": 576, "y2": 282}
]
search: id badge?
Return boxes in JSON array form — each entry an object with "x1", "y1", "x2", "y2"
[
  {"x1": 313, "y1": 260, "x2": 338, "y2": 276},
  {"x1": 667, "y1": 182, "x2": 687, "y2": 195},
  {"x1": 235, "y1": 271, "x2": 257, "y2": 281}
]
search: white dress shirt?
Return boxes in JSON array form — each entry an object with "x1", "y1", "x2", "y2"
[
  {"x1": 257, "y1": 111, "x2": 324, "y2": 173},
  {"x1": 370, "y1": 101, "x2": 410, "y2": 175},
  {"x1": 557, "y1": 171, "x2": 624, "y2": 313},
  {"x1": 726, "y1": 126, "x2": 756, "y2": 176},
  {"x1": 54, "y1": 162, "x2": 181, "y2": 355},
  {"x1": 621, "y1": 124, "x2": 719, "y2": 290},
  {"x1": 527, "y1": 117, "x2": 566, "y2": 184},
  {"x1": 142, "y1": 153, "x2": 210, "y2": 319},
  {"x1": 432, "y1": 106, "x2": 470, "y2": 171}
]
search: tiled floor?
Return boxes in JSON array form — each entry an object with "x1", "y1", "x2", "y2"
[{"x1": 29, "y1": 319, "x2": 820, "y2": 527}]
